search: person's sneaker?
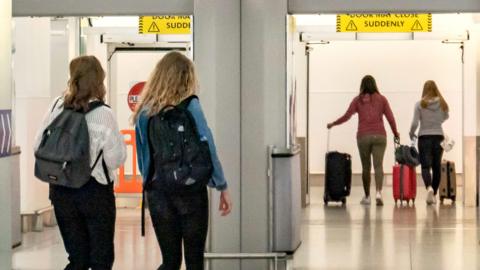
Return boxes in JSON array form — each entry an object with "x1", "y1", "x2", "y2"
[
  {"x1": 360, "y1": 196, "x2": 371, "y2": 205},
  {"x1": 376, "y1": 192, "x2": 384, "y2": 206},
  {"x1": 426, "y1": 187, "x2": 434, "y2": 205}
]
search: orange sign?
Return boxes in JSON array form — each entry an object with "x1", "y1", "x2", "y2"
[{"x1": 115, "y1": 130, "x2": 143, "y2": 193}]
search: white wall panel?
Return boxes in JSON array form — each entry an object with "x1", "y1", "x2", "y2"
[
  {"x1": 13, "y1": 18, "x2": 51, "y2": 98},
  {"x1": 294, "y1": 33, "x2": 307, "y2": 138},
  {"x1": 15, "y1": 98, "x2": 52, "y2": 213},
  {"x1": 308, "y1": 40, "x2": 463, "y2": 174},
  {"x1": 13, "y1": 18, "x2": 53, "y2": 213}
]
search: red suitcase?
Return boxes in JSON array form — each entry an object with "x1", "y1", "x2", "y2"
[{"x1": 393, "y1": 164, "x2": 417, "y2": 205}]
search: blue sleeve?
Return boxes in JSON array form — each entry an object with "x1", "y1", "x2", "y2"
[
  {"x1": 188, "y1": 99, "x2": 228, "y2": 191},
  {"x1": 135, "y1": 112, "x2": 150, "y2": 184}
]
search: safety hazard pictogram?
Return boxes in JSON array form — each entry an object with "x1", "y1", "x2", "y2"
[
  {"x1": 411, "y1": 20, "x2": 423, "y2": 31},
  {"x1": 346, "y1": 20, "x2": 358, "y2": 31},
  {"x1": 148, "y1": 22, "x2": 160, "y2": 32}
]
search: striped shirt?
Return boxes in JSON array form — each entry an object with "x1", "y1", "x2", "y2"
[{"x1": 34, "y1": 97, "x2": 127, "y2": 185}]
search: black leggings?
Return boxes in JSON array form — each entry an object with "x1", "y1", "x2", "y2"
[
  {"x1": 418, "y1": 135, "x2": 444, "y2": 195},
  {"x1": 50, "y1": 179, "x2": 116, "y2": 270},
  {"x1": 147, "y1": 182, "x2": 209, "y2": 270}
]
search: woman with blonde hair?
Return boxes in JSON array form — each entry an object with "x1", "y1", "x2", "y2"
[
  {"x1": 134, "y1": 51, "x2": 232, "y2": 270},
  {"x1": 410, "y1": 80, "x2": 449, "y2": 205},
  {"x1": 34, "y1": 56, "x2": 126, "y2": 270}
]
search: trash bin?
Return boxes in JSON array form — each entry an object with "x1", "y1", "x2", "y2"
[{"x1": 272, "y1": 147, "x2": 302, "y2": 253}]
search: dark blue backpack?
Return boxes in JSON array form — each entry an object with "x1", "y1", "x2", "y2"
[{"x1": 147, "y1": 95, "x2": 213, "y2": 193}]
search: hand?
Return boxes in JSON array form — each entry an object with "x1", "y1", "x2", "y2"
[
  {"x1": 327, "y1": 123, "x2": 334, "y2": 129},
  {"x1": 219, "y1": 190, "x2": 232, "y2": 216}
]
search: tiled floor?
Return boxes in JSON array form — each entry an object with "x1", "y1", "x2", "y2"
[{"x1": 12, "y1": 186, "x2": 480, "y2": 270}]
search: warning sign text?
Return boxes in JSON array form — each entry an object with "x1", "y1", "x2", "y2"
[{"x1": 337, "y1": 13, "x2": 432, "y2": 33}]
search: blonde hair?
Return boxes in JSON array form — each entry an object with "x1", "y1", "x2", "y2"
[
  {"x1": 64, "y1": 56, "x2": 106, "y2": 112},
  {"x1": 421, "y1": 80, "x2": 449, "y2": 112},
  {"x1": 133, "y1": 51, "x2": 197, "y2": 121}
]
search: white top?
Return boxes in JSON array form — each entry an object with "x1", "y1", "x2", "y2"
[{"x1": 34, "y1": 97, "x2": 127, "y2": 185}]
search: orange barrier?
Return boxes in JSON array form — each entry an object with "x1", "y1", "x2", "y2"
[{"x1": 115, "y1": 129, "x2": 143, "y2": 194}]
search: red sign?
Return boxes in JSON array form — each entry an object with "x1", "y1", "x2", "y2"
[{"x1": 127, "y1": 82, "x2": 145, "y2": 112}]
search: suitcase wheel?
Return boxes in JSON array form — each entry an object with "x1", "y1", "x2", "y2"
[
  {"x1": 341, "y1": 198, "x2": 347, "y2": 205},
  {"x1": 412, "y1": 199, "x2": 415, "y2": 205},
  {"x1": 324, "y1": 196, "x2": 328, "y2": 205},
  {"x1": 440, "y1": 197, "x2": 444, "y2": 205}
]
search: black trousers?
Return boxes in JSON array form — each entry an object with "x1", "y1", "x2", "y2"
[
  {"x1": 418, "y1": 135, "x2": 444, "y2": 194},
  {"x1": 147, "y1": 181, "x2": 209, "y2": 270},
  {"x1": 50, "y1": 179, "x2": 116, "y2": 270}
]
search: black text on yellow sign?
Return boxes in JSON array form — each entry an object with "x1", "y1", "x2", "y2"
[
  {"x1": 337, "y1": 14, "x2": 432, "y2": 33},
  {"x1": 139, "y1": 16, "x2": 191, "y2": 34}
]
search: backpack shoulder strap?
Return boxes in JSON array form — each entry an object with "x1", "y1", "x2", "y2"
[
  {"x1": 177, "y1": 95, "x2": 198, "y2": 110},
  {"x1": 51, "y1": 96, "x2": 63, "y2": 113},
  {"x1": 91, "y1": 149, "x2": 112, "y2": 183},
  {"x1": 86, "y1": 101, "x2": 110, "y2": 114}
]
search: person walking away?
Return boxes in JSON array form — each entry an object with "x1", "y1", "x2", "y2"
[
  {"x1": 409, "y1": 80, "x2": 449, "y2": 205},
  {"x1": 327, "y1": 75, "x2": 399, "y2": 206},
  {"x1": 134, "y1": 51, "x2": 233, "y2": 270},
  {"x1": 34, "y1": 56, "x2": 126, "y2": 270}
]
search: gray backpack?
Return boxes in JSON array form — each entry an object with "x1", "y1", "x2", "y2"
[{"x1": 34, "y1": 99, "x2": 110, "y2": 188}]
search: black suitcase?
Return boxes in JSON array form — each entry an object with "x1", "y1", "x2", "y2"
[{"x1": 324, "y1": 151, "x2": 352, "y2": 205}]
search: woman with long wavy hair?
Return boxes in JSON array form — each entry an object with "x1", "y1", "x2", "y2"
[
  {"x1": 410, "y1": 80, "x2": 449, "y2": 205},
  {"x1": 34, "y1": 56, "x2": 126, "y2": 270},
  {"x1": 134, "y1": 51, "x2": 232, "y2": 270}
]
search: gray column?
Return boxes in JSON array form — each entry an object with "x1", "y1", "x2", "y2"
[
  {"x1": 241, "y1": 0, "x2": 287, "y2": 269},
  {"x1": 194, "y1": 1, "x2": 241, "y2": 270},
  {"x1": 0, "y1": 0, "x2": 12, "y2": 267}
]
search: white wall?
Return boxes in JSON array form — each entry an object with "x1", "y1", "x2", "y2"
[
  {"x1": 308, "y1": 40, "x2": 464, "y2": 174},
  {"x1": 13, "y1": 17, "x2": 77, "y2": 213},
  {"x1": 14, "y1": 18, "x2": 52, "y2": 213}
]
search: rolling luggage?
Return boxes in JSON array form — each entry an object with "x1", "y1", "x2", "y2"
[
  {"x1": 439, "y1": 160, "x2": 456, "y2": 204},
  {"x1": 324, "y1": 131, "x2": 352, "y2": 205},
  {"x1": 393, "y1": 164, "x2": 417, "y2": 205}
]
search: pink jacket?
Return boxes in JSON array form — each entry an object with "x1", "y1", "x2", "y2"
[{"x1": 333, "y1": 93, "x2": 399, "y2": 138}]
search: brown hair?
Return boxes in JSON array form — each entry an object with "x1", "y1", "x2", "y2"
[
  {"x1": 360, "y1": 75, "x2": 379, "y2": 95},
  {"x1": 421, "y1": 80, "x2": 449, "y2": 112},
  {"x1": 133, "y1": 51, "x2": 197, "y2": 121},
  {"x1": 63, "y1": 56, "x2": 106, "y2": 112}
]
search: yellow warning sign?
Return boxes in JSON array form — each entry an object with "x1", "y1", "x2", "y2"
[
  {"x1": 139, "y1": 16, "x2": 191, "y2": 34},
  {"x1": 337, "y1": 14, "x2": 431, "y2": 33}
]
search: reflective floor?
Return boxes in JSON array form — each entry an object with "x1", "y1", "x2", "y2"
[
  {"x1": 294, "y1": 186, "x2": 480, "y2": 270},
  {"x1": 12, "y1": 186, "x2": 480, "y2": 270}
]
